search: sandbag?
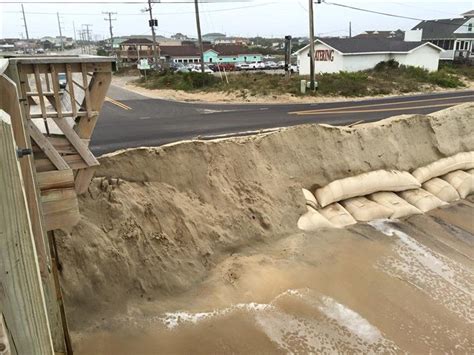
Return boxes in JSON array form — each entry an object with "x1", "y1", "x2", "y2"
[
  {"x1": 399, "y1": 188, "x2": 447, "y2": 212},
  {"x1": 302, "y1": 188, "x2": 319, "y2": 210},
  {"x1": 411, "y1": 151, "x2": 474, "y2": 183},
  {"x1": 297, "y1": 206, "x2": 335, "y2": 231},
  {"x1": 368, "y1": 192, "x2": 422, "y2": 219},
  {"x1": 340, "y1": 197, "x2": 393, "y2": 222},
  {"x1": 319, "y1": 202, "x2": 357, "y2": 228},
  {"x1": 441, "y1": 170, "x2": 474, "y2": 199},
  {"x1": 315, "y1": 170, "x2": 420, "y2": 207},
  {"x1": 422, "y1": 177, "x2": 460, "y2": 202}
]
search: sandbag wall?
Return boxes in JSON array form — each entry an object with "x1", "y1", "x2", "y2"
[{"x1": 298, "y1": 152, "x2": 474, "y2": 231}]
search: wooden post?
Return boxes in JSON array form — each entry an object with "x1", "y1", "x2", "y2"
[
  {"x1": 1, "y1": 70, "x2": 67, "y2": 354},
  {"x1": 0, "y1": 110, "x2": 54, "y2": 355}
]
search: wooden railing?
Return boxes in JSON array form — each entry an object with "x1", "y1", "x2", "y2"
[{"x1": 0, "y1": 55, "x2": 114, "y2": 355}]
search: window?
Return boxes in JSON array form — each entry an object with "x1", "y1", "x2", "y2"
[{"x1": 469, "y1": 23, "x2": 473, "y2": 32}]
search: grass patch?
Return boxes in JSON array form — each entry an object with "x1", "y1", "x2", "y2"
[{"x1": 135, "y1": 60, "x2": 468, "y2": 98}]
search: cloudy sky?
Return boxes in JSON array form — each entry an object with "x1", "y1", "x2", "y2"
[{"x1": 0, "y1": 0, "x2": 472, "y2": 40}]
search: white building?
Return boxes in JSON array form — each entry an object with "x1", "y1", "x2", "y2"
[
  {"x1": 294, "y1": 31, "x2": 442, "y2": 75},
  {"x1": 413, "y1": 10, "x2": 474, "y2": 61}
]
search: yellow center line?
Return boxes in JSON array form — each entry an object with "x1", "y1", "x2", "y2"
[
  {"x1": 105, "y1": 97, "x2": 132, "y2": 110},
  {"x1": 289, "y1": 94, "x2": 474, "y2": 115},
  {"x1": 291, "y1": 102, "x2": 462, "y2": 115}
]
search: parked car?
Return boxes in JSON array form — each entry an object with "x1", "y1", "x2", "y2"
[
  {"x1": 58, "y1": 73, "x2": 67, "y2": 89},
  {"x1": 265, "y1": 61, "x2": 279, "y2": 69},
  {"x1": 190, "y1": 65, "x2": 214, "y2": 74},
  {"x1": 249, "y1": 61, "x2": 266, "y2": 70},
  {"x1": 290, "y1": 64, "x2": 299, "y2": 73},
  {"x1": 236, "y1": 63, "x2": 250, "y2": 71},
  {"x1": 277, "y1": 61, "x2": 286, "y2": 69},
  {"x1": 212, "y1": 63, "x2": 235, "y2": 72}
]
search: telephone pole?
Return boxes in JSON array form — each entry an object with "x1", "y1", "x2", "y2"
[
  {"x1": 349, "y1": 21, "x2": 352, "y2": 38},
  {"x1": 194, "y1": 0, "x2": 205, "y2": 73},
  {"x1": 146, "y1": 0, "x2": 160, "y2": 68},
  {"x1": 21, "y1": 4, "x2": 30, "y2": 41},
  {"x1": 57, "y1": 12, "x2": 64, "y2": 51},
  {"x1": 308, "y1": 0, "x2": 316, "y2": 91},
  {"x1": 83, "y1": 24, "x2": 93, "y2": 54},
  {"x1": 103, "y1": 12, "x2": 117, "y2": 51},
  {"x1": 73, "y1": 21, "x2": 77, "y2": 42}
]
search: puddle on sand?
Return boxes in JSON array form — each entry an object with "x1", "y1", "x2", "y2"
[{"x1": 369, "y1": 219, "x2": 474, "y2": 323}]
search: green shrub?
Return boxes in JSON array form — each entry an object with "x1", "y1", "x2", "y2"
[{"x1": 374, "y1": 59, "x2": 400, "y2": 71}]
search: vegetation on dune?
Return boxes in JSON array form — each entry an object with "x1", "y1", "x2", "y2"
[{"x1": 135, "y1": 60, "x2": 470, "y2": 98}]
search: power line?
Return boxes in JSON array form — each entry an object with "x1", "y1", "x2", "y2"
[
  {"x1": 4, "y1": 3, "x2": 276, "y2": 16},
  {"x1": 322, "y1": 1, "x2": 472, "y2": 28},
  {"x1": 0, "y1": 1, "x2": 240, "y2": 3}
]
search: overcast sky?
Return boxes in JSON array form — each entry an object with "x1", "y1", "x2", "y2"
[{"x1": 0, "y1": 0, "x2": 472, "y2": 40}]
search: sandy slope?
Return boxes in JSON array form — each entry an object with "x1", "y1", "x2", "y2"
[{"x1": 56, "y1": 104, "x2": 474, "y2": 353}]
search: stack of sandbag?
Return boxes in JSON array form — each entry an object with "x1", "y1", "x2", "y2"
[
  {"x1": 368, "y1": 192, "x2": 422, "y2": 219},
  {"x1": 422, "y1": 177, "x2": 460, "y2": 202},
  {"x1": 314, "y1": 170, "x2": 421, "y2": 207},
  {"x1": 441, "y1": 170, "x2": 474, "y2": 199},
  {"x1": 341, "y1": 196, "x2": 393, "y2": 222},
  {"x1": 399, "y1": 188, "x2": 447, "y2": 212},
  {"x1": 319, "y1": 202, "x2": 357, "y2": 228},
  {"x1": 411, "y1": 151, "x2": 474, "y2": 183},
  {"x1": 297, "y1": 206, "x2": 334, "y2": 231}
]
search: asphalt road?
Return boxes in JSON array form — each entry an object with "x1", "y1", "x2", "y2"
[{"x1": 91, "y1": 85, "x2": 474, "y2": 155}]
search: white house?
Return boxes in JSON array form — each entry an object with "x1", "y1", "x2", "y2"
[
  {"x1": 413, "y1": 10, "x2": 474, "y2": 61},
  {"x1": 294, "y1": 31, "x2": 443, "y2": 75}
]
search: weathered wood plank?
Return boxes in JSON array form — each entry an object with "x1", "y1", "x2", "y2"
[
  {"x1": 2, "y1": 67, "x2": 67, "y2": 355},
  {"x1": 27, "y1": 121, "x2": 69, "y2": 171},
  {"x1": 75, "y1": 72, "x2": 111, "y2": 139},
  {"x1": 0, "y1": 314, "x2": 12, "y2": 355},
  {"x1": 37, "y1": 170, "x2": 75, "y2": 191},
  {"x1": 81, "y1": 64, "x2": 92, "y2": 118},
  {"x1": 74, "y1": 167, "x2": 97, "y2": 195},
  {"x1": 35, "y1": 154, "x2": 88, "y2": 173},
  {"x1": 0, "y1": 112, "x2": 54, "y2": 355},
  {"x1": 33, "y1": 65, "x2": 47, "y2": 120},
  {"x1": 51, "y1": 117, "x2": 99, "y2": 167},
  {"x1": 65, "y1": 64, "x2": 77, "y2": 118},
  {"x1": 41, "y1": 188, "x2": 80, "y2": 232},
  {"x1": 49, "y1": 64, "x2": 62, "y2": 119}
]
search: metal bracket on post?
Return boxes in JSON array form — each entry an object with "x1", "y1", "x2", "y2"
[{"x1": 16, "y1": 147, "x2": 32, "y2": 158}]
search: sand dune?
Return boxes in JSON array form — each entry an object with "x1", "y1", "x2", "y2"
[{"x1": 55, "y1": 103, "x2": 474, "y2": 353}]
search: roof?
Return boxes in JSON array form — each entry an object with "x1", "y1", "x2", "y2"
[
  {"x1": 354, "y1": 30, "x2": 404, "y2": 39},
  {"x1": 412, "y1": 18, "x2": 468, "y2": 39},
  {"x1": 121, "y1": 38, "x2": 154, "y2": 45},
  {"x1": 293, "y1": 37, "x2": 442, "y2": 56},
  {"x1": 159, "y1": 44, "x2": 260, "y2": 57},
  {"x1": 159, "y1": 45, "x2": 203, "y2": 57},
  {"x1": 461, "y1": 9, "x2": 474, "y2": 17}
]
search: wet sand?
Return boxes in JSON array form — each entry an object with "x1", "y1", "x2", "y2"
[{"x1": 73, "y1": 197, "x2": 473, "y2": 354}]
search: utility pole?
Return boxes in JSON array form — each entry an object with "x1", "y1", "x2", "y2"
[
  {"x1": 57, "y1": 12, "x2": 64, "y2": 51},
  {"x1": 194, "y1": 0, "x2": 205, "y2": 73},
  {"x1": 308, "y1": 0, "x2": 316, "y2": 91},
  {"x1": 349, "y1": 21, "x2": 352, "y2": 38},
  {"x1": 146, "y1": 0, "x2": 160, "y2": 68},
  {"x1": 73, "y1": 21, "x2": 76, "y2": 42},
  {"x1": 83, "y1": 24, "x2": 92, "y2": 54},
  {"x1": 21, "y1": 4, "x2": 30, "y2": 41},
  {"x1": 103, "y1": 12, "x2": 117, "y2": 52}
]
